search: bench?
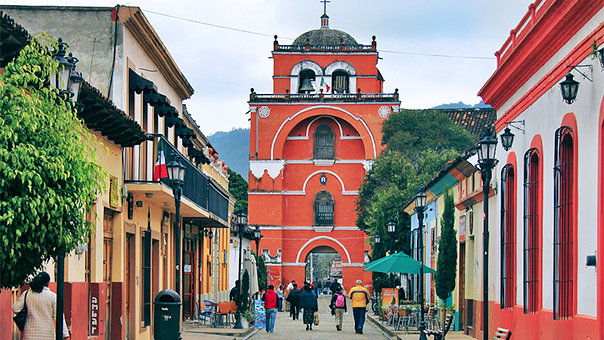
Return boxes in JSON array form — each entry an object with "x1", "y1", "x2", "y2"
[
  {"x1": 494, "y1": 327, "x2": 512, "y2": 340},
  {"x1": 425, "y1": 314, "x2": 453, "y2": 340}
]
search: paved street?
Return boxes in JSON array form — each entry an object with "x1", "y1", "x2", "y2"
[{"x1": 182, "y1": 296, "x2": 475, "y2": 340}]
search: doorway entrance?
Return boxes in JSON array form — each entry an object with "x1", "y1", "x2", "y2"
[{"x1": 304, "y1": 246, "x2": 341, "y2": 294}]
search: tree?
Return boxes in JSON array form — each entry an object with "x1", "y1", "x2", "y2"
[
  {"x1": 0, "y1": 36, "x2": 106, "y2": 289},
  {"x1": 434, "y1": 188, "x2": 458, "y2": 325},
  {"x1": 228, "y1": 168, "x2": 248, "y2": 214},
  {"x1": 237, "y1": 269, "x2": 251, "y2": 312}
]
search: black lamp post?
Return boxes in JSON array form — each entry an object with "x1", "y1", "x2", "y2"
[
  {"x1": 233, "y1": 212, "x2": 248, "y2": 329},
  {"x1": 51, "y1": 38, "x2": 83, "y2": 340},
  {"x1": 414, "y1": 187, "x2": 427, "y2": 340},
  {"x1": 387, "y1": 218, "x2": 396, "y2": 254},
  {"x1": 560, "y1": 73, "x2": 579, "y2": 104},
  {"x1": 166, "y1": 152, "x2": 186, "y2": 295},
  {"x1": 476, "y1": 126, "x2": 497, "y2": 340},
  {"x1": 500, "y1": 127, "x2": 514, "y2": 151},
  {"x1": 254, "y1": 225, "x2": 262, "y2": 259}
]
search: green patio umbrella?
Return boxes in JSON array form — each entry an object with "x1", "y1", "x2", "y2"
[{"x1": 363, "y1": 252, "x2": 435, "y2": 274}]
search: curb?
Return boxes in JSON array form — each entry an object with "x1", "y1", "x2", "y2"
[{"x1": 366, "y1": 314, "x2": 400, "y2": 340}]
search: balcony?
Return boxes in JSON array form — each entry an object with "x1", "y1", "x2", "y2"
[
  {"x1": 125, "y1": 135, "x2": 229, "y2": 228},
  {"x1": 249, "y1": 91, "x2": 399, "y2": 103}
]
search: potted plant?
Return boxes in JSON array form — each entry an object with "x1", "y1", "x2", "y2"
[{"x1": 243, "y1": 310, "x2": 255, "y2": 326}]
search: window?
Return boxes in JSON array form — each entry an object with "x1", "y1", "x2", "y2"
[
  {"x1": 313, "y1": 190, "x2": 334, "y2": 226},
  {"x1": 298, "y1": 69, "x2": 316, "y2": 93},
  {"x1": 523, "y1": 148, "x2": 540, "y2": 314},
  {"x1": 142, "y1": 229, "x2": 151, "y2": 326},
  {"x1": 314, "y1": 124, "x2": 335, "y2": 159},
  {"x1": 332, "y1": 70, "x2": 349, "y2": 93},
  {"x1": 553, "y1": 126, "x2": 574, "y2": 320},
  {"x1": 500, "y1": 164, "x2": 515, "y2": 309}
]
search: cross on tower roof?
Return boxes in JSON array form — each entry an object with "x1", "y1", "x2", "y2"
[{"x1": 321, "y1": 0, "x2": 330, "y2": 16}]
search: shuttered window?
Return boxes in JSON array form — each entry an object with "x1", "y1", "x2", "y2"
[
  {"x1": 313, "y1": 190, "x2": 334, "y2": 226},
  {"x1": 314, "y1": 124, "x2": 335, "y2": 159},
  {"x1": 500, "y1": 164, "x2": 515, "y2": 310},
  {"x1": 523, "y1": 148, "x2": 540, "y2": 314}
]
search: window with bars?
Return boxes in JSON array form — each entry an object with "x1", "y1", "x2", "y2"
[
  {"x1": 313, "y1": 190, "x2": 334, "y2": 226},
  {"x1": 500, "y1": 164, "x2": 516, "y2": 310},
  {"x1": 332, "y1": 70, "x2": 349, "y2": 93},
  {"x1": 553, "y1": 126, "x2": 574, "y2": 320},
  {"x1": 523, "y1": 148, "x2": 540, "y2": 314},
  {"x1": 314, "y1": 124, "x2": 335, "y2": 159}
]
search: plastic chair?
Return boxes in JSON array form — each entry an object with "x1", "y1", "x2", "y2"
[
  {"x1": 216, "y1": 301, "x2": 234, "y2": 327},
  {"x1": 396, "y1": 308, "x2": 409, "y2": 332},
  {"x1": 197, "y1": 300, "x2": 215, "y2": 325}
]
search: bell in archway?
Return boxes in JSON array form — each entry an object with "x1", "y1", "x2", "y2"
[{"x1": 299, "y1": 78, "x2": 314, "y2": 93}]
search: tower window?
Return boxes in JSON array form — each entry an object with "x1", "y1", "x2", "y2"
[
  {"x1": 332, "y1": 70, "x2": 349, "y2": 93},
  {"x1": 299, "y1": 69, "x2": 316, "y2": 93},
  {"x1": 313, "y1": 190, "x2": 334, "y2": 226},
  {"x1": 314, "y1": 124, "x2": 335, "y2": 159}
]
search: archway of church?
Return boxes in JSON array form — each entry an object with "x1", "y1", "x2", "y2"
[{"x1": 304, "y1": 245, "x2": 342, "y2": 293}]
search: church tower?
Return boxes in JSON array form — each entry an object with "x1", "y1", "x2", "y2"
[{"x1": 247, "y1": 8, "x2": 400, "y2": 292}]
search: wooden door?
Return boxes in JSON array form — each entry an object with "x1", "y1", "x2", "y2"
[
  {"x1": 125, "y1": 234, "x2": 135, "y2": 339},
  {"x1": 103, "y1": 212, "x2": 114, "y2": 339},
  {"x1": 459, "y1": 242, "x2": 466, "y2": 331},
  {"x1": 183, "y1": 250, "x2": 195, "y2": 317}
]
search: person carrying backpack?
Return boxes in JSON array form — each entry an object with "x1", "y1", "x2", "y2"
[{"x1": 329, "y1": 287, "x2": 347, "y2": 331}]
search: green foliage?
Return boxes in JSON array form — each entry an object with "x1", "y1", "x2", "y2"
[
  {"x1": 358, "y1": 109, "x2": 474, "y2": 269},
  {"x1": 435, "y1": 189, "x2": 458, "y2": 304},
  {"x1": 256, "y1": 251, "x2": 266, "y2": 290},
  {"x1": 228, "y1": 168, "x2": 248, "y2": 214},
  {"x1": 0, "y1": 35, "x2": 107, "y2": 288},
  {"x1": 208, "y1": 128, "x2": 250, "y2": 177}
]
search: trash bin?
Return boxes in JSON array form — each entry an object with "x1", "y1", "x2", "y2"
[{"x1": 154, "y1": 289, "x2": 182, "y2": 340}]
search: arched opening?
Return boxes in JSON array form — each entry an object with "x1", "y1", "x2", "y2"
[
  {"x1": 332, "y1": 70, "x2": 349, "y2": 94},
  {"x1": 299, "y1": 69, "x2": 316, "y2": 93},
  {"x1": 313, "y1": 124, "x2": 335, "y2": 159},
  {"x1": 304, "y1": 246, "x2": 342, "y2": 292}
]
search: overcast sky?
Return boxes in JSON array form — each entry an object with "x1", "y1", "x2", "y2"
[{"x1": 10, "y1": 0, "x2": 532, "y2": 135}]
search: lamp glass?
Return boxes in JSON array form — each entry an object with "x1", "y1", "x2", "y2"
[
  {"x1": 500, "y1": 127, "x2": 514, "y2": 151},
  {"x1": 477, "y1": 135, "x2": 497, "y2": 163},
  {"x1": 560, "y1": 73, "x2": 579, "y2": 104},
  {"x1": 254, "y1": 226, "x2": 261, "y2": 239},
  {"x1": 375, "y1": 233, "x2": 380, "y2": 243},
  {"x1": 387, "y1": 220, "x2": 396, "y2": 233},
  {"x1": 415, "y1": 191, "x2": 427, "y2": 208}
]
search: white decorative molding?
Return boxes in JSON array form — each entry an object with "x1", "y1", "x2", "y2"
[
  {"x1": 283, "y1": 191, "x2": 306, "y2": 195},
  {"x1": 286, "y1": 136, "x2": 308, "y2": 140},
  {"x1": 250, "y1": 160, "x2": 285, "y2": 179},
  {"x1": 342, "y1": 191, "x2": 359, "y2": 195},
  {"x1": 248, "y1": 191, "x2": 283, "y2": 195},
  {"x1": 250, "y1": 106, "x2": 257, "y2": 113},
  {"x1": 313, "y1": 226, "x2": 334, "y2": 232},
  {"x1": 378, "y1": 105, "x2": 391, "y2": 118},
  {"x1": 302, "y1": 170, "x2": 347, "y2": 194},
  {"x1": 290, "y1": 60, "x2": 324, "y2": 76},
  {"x1": 340, "y1": 136, "x2": 363, "y2": 140},
  {"x1": 296, "y1": 236, "x2": 351, "y2": 263},
  {"x1": 391, "y1": 105, "x2": 400, "y2": 113},
  {"x1": 285, "y1": 160, "x2": 313, "y2": 164},
  {"x1": 363, "y1": 160, "x2": 374, "y2": 171},
  {"x1": 324, "y1": 61, "x2": 357, "y2": 76},
  {"x1": 313, "y1": 159, "x2": 335, "y2": 166},
  {"x1": 340, "y1": 263, "x2": 366, "y2": 267},
  {"x1": 258, "y1": 106, "x2": 271, "y2": 118},
  {"x1": 271, "y1": 106, "x2": 377, "y2": 160},
  {"x1": 281, "y1": 262, "x2": 307, "y2": 267}
]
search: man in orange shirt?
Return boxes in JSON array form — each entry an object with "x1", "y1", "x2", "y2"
[{"x1": 348, "y1": 279, "x2": 370, "y2": 334}]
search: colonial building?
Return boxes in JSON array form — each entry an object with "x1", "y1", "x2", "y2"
[
  {"x1": 0, "y1": 7, "x2": 233, "y2": 340},
  {"x1": 478, "y1": 0, "x2": 604, "y2": 338},
  {"x1": 247, "y1": 11, "x2": 400, "y2": 292}
]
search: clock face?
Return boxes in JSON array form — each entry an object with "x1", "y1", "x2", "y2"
[
  {"x1": 378, "y1": 105, "x2": 391, "y2": 118},
  {"x1": 258, "y1": 106, "x2": 271, "y2": 118}
]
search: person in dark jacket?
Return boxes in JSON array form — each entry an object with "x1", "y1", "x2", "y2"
[
  {"x1": 329, "y1": 287, "x2": 347, "y2": 331},
  {"x1": 298, "y1": 285, "x2": 319, "y2": 331},
  {"x1": 286, "y1": 283, "x2": 302, "y2": 320},
  {"x1": 262, "y1": 285, "x2": 278, "y2": 333},
  {"x1": 229, "y1": 280, "x2": 240, "y2": 301},
  {"x1": 330, "y1": 279, "x2": 341, "y2": 295}
]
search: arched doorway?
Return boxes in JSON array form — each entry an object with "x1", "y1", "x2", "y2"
[{"x1": 304, "y1": 245, "x2": 342, "y2": 293}]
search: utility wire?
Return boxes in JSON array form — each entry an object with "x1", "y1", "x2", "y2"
[{"x1": 144, "y1": 8, "x2": 495, "y2": 60}]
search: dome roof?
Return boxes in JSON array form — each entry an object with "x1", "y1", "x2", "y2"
[{"x1": 292, "y1": 28, "x2": 359, "y2": 46}]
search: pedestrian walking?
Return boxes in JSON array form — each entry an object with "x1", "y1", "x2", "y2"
[
  {"x1": 298, "y1": 284, "x2": 318, "y2": 331},
  {"x1": 276, "y1": 284, "x2": 284, "y2": 311},
  {"x1": 12, "y1": 272, "x2": 70, "y2": 340},
  {"x1": 348, "y1": 279, "x2": 370, "y2": 334},
  {"x1": 329, "y1": 287, "x2": 347, "y2": 331},
  {"x1": 285, "y1": 280, "x2": 295, "y2": 312},
  {"x1": 286, "y1": 283, "x2": 301, "y2": 320},
  {"x1": 262, "y1": 284, "x2": 278, "y2": 333}
]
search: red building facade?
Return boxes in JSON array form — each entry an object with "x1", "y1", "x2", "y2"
[{"x1": 247, "y1": 14, "x2": 400, "y2": 292}]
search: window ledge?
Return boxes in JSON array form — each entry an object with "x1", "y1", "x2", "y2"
[
  {"x1": 313, "y1": 226, "x2": 334, "y2": 232},
  {"x1": 313, "y1": 159, "x2": 335, "y2": 166}
]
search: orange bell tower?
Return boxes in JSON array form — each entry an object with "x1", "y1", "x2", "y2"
[{"x1": 247, "y1": 9, "x2": 400, "y2": 293}]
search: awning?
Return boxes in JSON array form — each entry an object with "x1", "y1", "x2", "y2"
[{"x1": 129, "y1": 68, "x2": 157, "y2": 94}]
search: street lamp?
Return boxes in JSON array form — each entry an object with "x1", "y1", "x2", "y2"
[
  {"x1": 254, "y1": 225, "x2": 262, "y2": 258},
  {"x1": 166, "y1": 152, "x2": 186, "y2": 296},
  {"x1": 387, "y1": 218, "x2": 396, "y2": 254},
  {"x1": 50, "y1": 38, "x2": 83, "y2": 340},
  {"x1": 414, "y1": 186, "x2": 427, "y2": 340},
  {"x1": 233, "y1": 212, "x2": 248, "y2": 329},
  {"x1": 476, "y1": 126, "x2": 497, "y2": 340}
]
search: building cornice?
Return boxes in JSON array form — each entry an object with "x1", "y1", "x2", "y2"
[{"x1": 118, "y1": 6, "x2": 194, "y2": 100}]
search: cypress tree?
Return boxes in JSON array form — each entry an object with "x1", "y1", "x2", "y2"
[{"x1": 434, "y1": 189, "x2": 457, "y2": 329}]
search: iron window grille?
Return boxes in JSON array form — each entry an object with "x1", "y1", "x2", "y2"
[
  {"x1": 313, "y1": 190, "x2": 334, "y2": 226},
  {"x1": 332, "y1": 70, "x2": 349, "y2": 93},
  {"x1": 523, "y1": 148, "x2": 540, "y2": 314},
  {"x1": 553, "y1": 126, "x2": 574, "y2": 320},
  {"x1": 500, "y1": 164, "x2": 515, "y2": 310},
  {"x1": 314, "y1": 124, "x2": 335, "y2": 159}
]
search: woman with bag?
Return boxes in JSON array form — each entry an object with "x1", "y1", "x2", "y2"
[
  {"x1": 298, "y1": 284, "x2": 318, "y2": 331},
  {"x1": 12, "y1": 272, "x2": 70, "y2": 340},
  {"x1": 329, "y1": 287, "x2": 347, "y2": 331}
]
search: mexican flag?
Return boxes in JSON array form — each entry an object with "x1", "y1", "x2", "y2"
[
  {"x1": 153, "y1": 140, "x2": 168, "y2": 181},
  {"x1": 321, "y1": 77, "x2": 330, "y2": 93}
]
